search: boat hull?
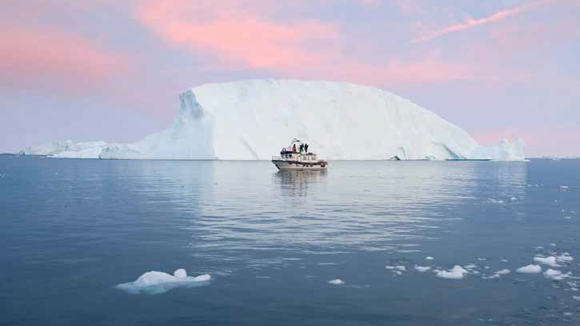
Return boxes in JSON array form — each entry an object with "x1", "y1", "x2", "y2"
[{"x1": 272, "y1": 160, "x2": 328, "y2": 171}]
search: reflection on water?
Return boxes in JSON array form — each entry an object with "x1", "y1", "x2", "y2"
[
  {"x1": 274, "y1": 170, "x2": 327, "y2": 197},
  {"x1": 93, "y1": 161, "x2": 529, "y2": 266},
  {"x1": 119, "y1": 161, "x2": 527, "y2": 264}
]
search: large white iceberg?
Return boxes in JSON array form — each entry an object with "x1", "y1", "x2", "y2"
[{"x1": 20, "y1": 80, "x2": 525, "y2": 160}]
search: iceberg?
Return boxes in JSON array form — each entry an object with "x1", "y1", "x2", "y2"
[
  {"x1": 20, "y1": 80, "x2": 525, "y2": 160},
  {"x1": 115, "y1": 269, "x2": 211, "y2": 295}
]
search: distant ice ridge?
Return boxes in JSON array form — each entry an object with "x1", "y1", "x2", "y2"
[
  {"x1": 20, "y1": 80, "x2": 525, "y2": 160},
  {"x1": 116, "y1": 269, "x2": 211, "y2": 295}
]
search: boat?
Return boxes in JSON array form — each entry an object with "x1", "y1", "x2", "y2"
[{"x1": 272, "y1": 139, "x2": 328, "y2": 171}]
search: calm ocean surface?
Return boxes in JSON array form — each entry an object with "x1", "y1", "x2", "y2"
[{"x1": 1, "y1": 157, "x2": 579, "y2": 326}]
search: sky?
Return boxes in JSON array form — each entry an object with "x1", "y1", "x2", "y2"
[{"x1": 1, "y1": 0, "x2": 579, "y2": 157}]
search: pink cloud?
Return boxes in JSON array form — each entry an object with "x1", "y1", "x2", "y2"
[
  {"x1": 135, "y1": 1, "x2": 338, "y2": 72},
  {"x1": 0, "y1": 24, "x2": 129, "y2": 91},
  {"x1": 411, "y1": 0, "x2": 563, "y2": 44}
]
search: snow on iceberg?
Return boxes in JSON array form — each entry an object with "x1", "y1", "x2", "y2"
[
  {"x1": 20, "y1": 80, "x2": 526, "y2": 160},
  {"x1": 116, "y1": 269, "x2": 211, "y2": 295}
]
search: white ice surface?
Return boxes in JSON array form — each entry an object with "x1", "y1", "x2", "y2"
[
  {"x1": 543, "y1": 269, "x2": 571, "y2": 281},
  {"x1": 534, "y1": 256, "x2": 561, "y2": 267},
  {"x1": 116, "y1": 269, "x2": 211, "y2": 294},
  {"x1": 516, "y1": 264, "x2": 542, "y2": 274},
  {"x1": 328, "y1": 279, "x2": 345, "y2": 285},
  {"x1": 414, "y1": 266, "x2": 431, "y2": 273},
  {"x1": 557, "y1": 253, "x2": 574, "y2": 263},
  {"x1": 21, "y1": 80, "x2": 526, "y2": 160},
  {"x1": 436, "y1": 266, "x2": 469, "y2": 279}
]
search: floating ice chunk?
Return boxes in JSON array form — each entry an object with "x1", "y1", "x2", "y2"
[
  {"x1": 194, "y1": 274, "x2": 211, "y2": 282},
  {"x1": 328, "y1": 279, "x2": 344, "y2": 285},
  {"x1": 464, "y1": 264, "x2": 478, "y2": 270},
  {"x1": 544, "y1": 269, "x2": 571, "y2": 281},
  {"x1": 564, "y1": 216, "x2": 572, "y2": 220},
  {"x1": 487, "y1": 199, "x2": 504, "y2": 204},
  {"x1": 385, "y1": 265, "x2": 406, "y2": 271},
  {"x1": 510, "y1": 197, "x2": 518, "y2": 201},
  {"x1": 534, "y1": 256, "x2": 560, "y2": 267},
  {"x1": 483, "y1": 269, "x2": 511, "y2": 280},
  {"x1": 557, "y1": 253, "x2": 574, "y2": 263},
  {"x1": 501, "y1": 259, "x2": 509, "y2": 262},
  {"x1": 496, "y1": 269, "x2": 511, "y2": 275},
  {"x1": 436, "y1": 266, "x2": 468, "y2": 280},
  {"x1": 550, "y1": 243, "x2": 557, "y2": 247},
  {"x1": 564, "y1": 312, "x2": 573, "y2": 317},
  {"x1": 477, "y1": 258, "x2": 487, "y2": 261},
  {"x1": 574, "y1": 296, "x2": 580, "y2": 301},
  {"x1": 516, "y1": 264, "x2": 542, "y2": 274},
  {"x1": 560, "y1": 186, "x2": 569, "y2": 189},
  {"x1": 116, "y1": 269, "x2": 211, "y2": 295},
  {"x1": 414, "y1": 266, "x2": 431, "y2": 273},
  {"x1": 426, "y1": 256, "x2": 434, "y2": 260}
]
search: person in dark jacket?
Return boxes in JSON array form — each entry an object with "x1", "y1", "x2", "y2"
[
  {"x1": 292, "y1": 144, "x2": 296, "y2": 152},
  {"x1": 300, "y1": 144, "x2": 304, "y2": 153},
  {"x1": 305, "y1": 144, "x2": 309, "y2": 153}
]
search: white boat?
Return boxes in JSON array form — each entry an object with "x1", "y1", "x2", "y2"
[{"x1": 272, "y1": 139, "x2": 328, "y2": 171}]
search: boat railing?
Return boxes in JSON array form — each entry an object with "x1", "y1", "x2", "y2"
[{"x1": 272, "y1": 155, "x2": 320, "y2": 162}]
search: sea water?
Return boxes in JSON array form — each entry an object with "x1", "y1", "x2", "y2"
[{"x1": 0, "y1": 157, "x2": 579, "y2": 325}]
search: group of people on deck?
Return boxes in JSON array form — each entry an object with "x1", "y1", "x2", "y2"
[{"x1": 292, "y1": 143, "x2": 309, "y2": 153}]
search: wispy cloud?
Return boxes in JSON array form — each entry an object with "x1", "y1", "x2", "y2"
[
  {"x1": 410, "y1": 0, "x2": 562, "y2": 44},
  {"x1": 0, "y1": 23, "x2": 129, "y2": 91}
]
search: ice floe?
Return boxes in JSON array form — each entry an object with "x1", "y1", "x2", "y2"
[
  {"x1": 533, "y1": 256, "x2": 560, "y2": 267},
  {"x1": 436, "y1": 266, "x2": 469, "y2": 280},
  {"x1": 414, "y1": 265, "x2": 431, "y2": 273},
  {"x1": 496, "y1": 269, "x2": 511, "y2": 275},
  {"x1": 573, "y1": 296, "x2": 580, "y2": 301},
  {"x1": 516, "y1": 264, "x2": 542, "y2": 274},
  {"x1": 116, "y1": 269, "x2": 211, "y2": 294},
  {"x1": 425, "y1": 256, "x2": 434, "y2": 260},
  {"x1": 557, "y1": 253, "x2": 574, "y2": 263},
  {"x1": 328, "y1": 279, "x2": 344, "y2": 285},
  {"x1": 386, "y1": 265, "x2": 407, "y2": 275},
  {"x1": 543, "y1": 269, "x2": 571, "y2": 281}
]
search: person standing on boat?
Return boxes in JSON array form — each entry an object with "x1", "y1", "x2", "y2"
[
  {"x1": 305, "y1": 144, "x2": 309, "y2": 153},
  {"x1": 292, "y1": 144, "x2": 297, "y2": 152},
  {"x1": 299, "y1": 144, "x2": 304, "y2": 153}
]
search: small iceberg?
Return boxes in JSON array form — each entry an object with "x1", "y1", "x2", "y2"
[
  {"x1": 543, "y1": 269, "x2": 571, "y2": 281},
  {"x1": 414, "y1": 265, "x2": 431, "y2": 273},
  {"x1": 516, "y1": 264, "x2": 542, "y2": 274},
  {"x1": 557, "y1": 253, "x2": 574, "y2": 263},
  {"x1": 116, "y1": 269, "x2": 211, "y2": 295},
  {"x1": 328, "y1": 279, "x2": 344, "y2": 285},
  {"x1": 436, "y1": 266, "x2": 468, "y2": 280}
]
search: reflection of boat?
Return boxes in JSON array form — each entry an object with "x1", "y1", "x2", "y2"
[{"x1": 272, "y1": 139, "x2": 328, "y2": 171}]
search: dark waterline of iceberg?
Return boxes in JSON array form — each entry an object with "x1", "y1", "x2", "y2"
[{"x1": 0, "y1": 157, "x2": 579, "y2": 325}]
